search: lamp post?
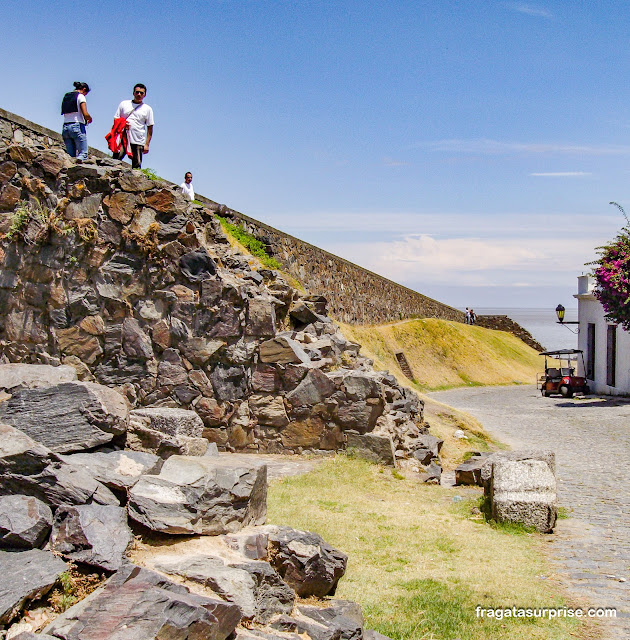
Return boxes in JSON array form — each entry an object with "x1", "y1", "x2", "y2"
[{"x1": 556, "y1": 304, "x2": 579, "y2": 333}]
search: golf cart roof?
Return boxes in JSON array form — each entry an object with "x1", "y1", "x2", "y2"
[{"x1": 539, "y1": 349, "x2": 583, "y2": 356}]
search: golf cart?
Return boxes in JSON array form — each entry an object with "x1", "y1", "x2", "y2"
[{"x1": 538, "y1": 349, "x2": 589, "y2": 398}]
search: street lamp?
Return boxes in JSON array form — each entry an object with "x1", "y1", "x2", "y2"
[
  {"x1": 556, "y1": 304, "x2": 579, "y2": 333},
  {"x1": 556, "y1": 304, "x2": 565, "y2": 323}
]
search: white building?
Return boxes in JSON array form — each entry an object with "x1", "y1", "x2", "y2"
[{"x1": 575, "y1": 275, "x2": 630, "y2": 395}]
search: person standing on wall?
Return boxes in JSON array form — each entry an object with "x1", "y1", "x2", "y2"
[
  {"x1": 180, "y1": 172, "x2": 195, "y2": 201},
  {"x1": 112, "y1": 84, "x2": 154, "y2": 169},
  {"x1": 61, "y1": 82, "x2": 92, "y2": 161}
]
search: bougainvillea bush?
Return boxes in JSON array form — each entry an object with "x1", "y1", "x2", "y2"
[{"x1": 593, "y1": 207, "x2": 630, "y2": 330}]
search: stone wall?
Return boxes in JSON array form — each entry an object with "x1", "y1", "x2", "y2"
[
  {"x1": 476, "y1": 315, "x2": 544, "y2": 352},
  {"x1": 0, "y1": 107, "x2": 464, "y2": 326}
]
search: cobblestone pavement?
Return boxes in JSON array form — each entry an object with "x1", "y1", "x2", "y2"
[{"x1": 429, "y1": 385, "x2": 630, "y2": 640}]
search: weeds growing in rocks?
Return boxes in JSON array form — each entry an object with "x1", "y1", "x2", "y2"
[{"x1": 217, "y1": 216, "x2": 282, "y2": 269}]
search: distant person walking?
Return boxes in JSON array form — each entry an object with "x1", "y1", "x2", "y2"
[
  {"x1": 61, "y1": 82, "x2": 92, "y2": 160},
  {"x1": 465, "y1": 308, "x2": 471, "y2": 324},
  {"x1": 111, "y1": 84, "x2": 154, "y2": 169},
  {"x1": 180, "y1": 172, "x2": 195, "y2": 201},
  {"x1": 470, "y1": 309, "x2": 476, "y2": 325}
]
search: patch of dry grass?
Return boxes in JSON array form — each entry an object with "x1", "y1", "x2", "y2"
[
  {"x1": 268, "y1": 456, "x2": 588, "y2": 640},
  {"x1": 339, "y1": 318, "x2": 543, "y2": 391}
]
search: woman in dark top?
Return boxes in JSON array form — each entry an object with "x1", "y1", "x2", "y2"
[{"x1": 61, "y1": 81, "x2": 92, "y2": 160}]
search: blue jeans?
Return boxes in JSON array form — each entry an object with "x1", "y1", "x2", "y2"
[{"x1": 62, "y1": 122, "x2": 88, "y2": 160}]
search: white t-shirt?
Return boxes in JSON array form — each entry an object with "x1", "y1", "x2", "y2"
[
  {"x1": 114, "y1": 100, "x2": 154, "y2": 145},
  {"x1": 64, "y1": 94, "x2": 87, "y2": 124},
  {"x1": 180, "y1": 181, "x2": 195, "y2": 201}
]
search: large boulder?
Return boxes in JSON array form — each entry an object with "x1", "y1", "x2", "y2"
[
  {"x1": 43, "y1": 564, "x2": 241, "y2": 640},
  {"x1": 262, "y1": 526, "x2": 347, "y2": 597},
  {"x1": 60, "y1": 450, "x2": 162, "y2": 492},
  {"x1": 128, "y1": 455, "x2": 267, "y2": 535},
  {"x1": 0, "y1": 495, "x2": 52, "y2": 550},
  {"x1": 0, "y1": 549, "x2": 68, "y2": 624},
  {"x1": 489, "y1": 458, "x2": 558, "y2": 533},
  {"x1": 0, "y1": 364, "x2": 77, "y2": 392},
  {"x1": 152, "y1": 555, "x2": 258, "y2": 620},
  {"x1": 297, "y1": 601, "x2": 364, "y2": 640},
  {"x1": 229, "y1": 560, "x2": 296, "y2": 623},
  {"x1": 50, "y1": 504, "x2": 133, "y2": 571},
  {"x1": 127, "y1": 407, "x2": 208, "y2": 459},
  {"x1": 0, "y1": 382, "x2": 128, "y2": 453},
  {"x1": 0, "y1": 424, "x2": 118, "y2": 508},
  {"x1": 346, "y1": 431, "x2": 396, "y2": 467}
]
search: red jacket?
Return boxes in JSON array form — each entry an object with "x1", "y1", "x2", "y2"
[{"x1": 105, "y1": 117, "x2": 131, "y2": 157}]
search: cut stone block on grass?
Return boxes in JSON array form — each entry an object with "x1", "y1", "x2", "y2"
[
  {"x1": 43, "y1": 564, "x2": 242, "y2": 640},
  {"x1": 346, "y1": 431, "x2": 396, "y2": 467},
  {"x1": 0, "y1": 549, "x2": 67, "y2": 625},
  {"x1": 489, "y1": 458, "x2": 558, "y2": 533},
  {"x1": 0, "y1": 382, "x2": 128, "y2": 453},
  {"x1": 128, "y1": 455, "x2": 267, "y2": 535}
]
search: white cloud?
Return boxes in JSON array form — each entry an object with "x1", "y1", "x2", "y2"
[
  {"x1": 529, "y1": 171, "x2": 592, "y2": 177},
  {"x1": 321, "y1": 234, "x2": 605, "y2": 288},
  {"x1": 418, "y1": 138, "x2": 630, "y2": 156},
  {"x1": 508, "y1": 3, "x2": 553, "y2": 18}
]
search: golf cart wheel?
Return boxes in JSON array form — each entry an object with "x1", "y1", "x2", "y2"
[
  {"x1": 582, "y1": 385, "x2": 590, "y2": 396},
  {"x1": 559, "y1": 384, "x2": 573, "y2": 398},
  {"x1": 543, "y1": 389, "x2": 551, "y2": 397}
]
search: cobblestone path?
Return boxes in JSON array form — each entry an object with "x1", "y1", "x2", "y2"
[{"x1": 429, "y1": 385, "x2": 630, "y2": 640}]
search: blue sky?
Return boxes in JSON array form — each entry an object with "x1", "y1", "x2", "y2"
[{"x1": 3, "y1": 0, "x2": 630, "y2": 309}]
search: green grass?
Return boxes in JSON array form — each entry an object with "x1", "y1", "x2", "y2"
[
  {"x1": 140, "y1": 167, "x2": 160, "y2": 180},
  {"x1": 217, "y1": 215, "x2": 282, "y2": 269},
  {"x1": 268, "y1": 457, "x2": 584, "y2": 640}
]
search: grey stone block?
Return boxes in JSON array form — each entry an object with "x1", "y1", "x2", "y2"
[
  {"x1": 43, "y1": 563, "x2": 241, "y2": 640},
  {"x1": 0, "y1": 549, "x2": 67, "y2": 624},
  {"x1": 50, "y1": 504, "x2": 133, "y2": 571},
  {"x1": 0, "y1": 495, "x2": 52, "y2": 550},
  {"x1": 0, "y1": 382, "x2": 128, "y2": 454},
  {"x1": 128, "y1": 455, "x2": 267, "y2": 535},
  {"x1": 490, "y1": 458, "x2": 558, "y2": 533},
  {"x1": 346, "y1": 431, "x2": 396, "y2": 467}
]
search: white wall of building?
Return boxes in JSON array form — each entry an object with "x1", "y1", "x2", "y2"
[{"x1": 575, "y1": 275, "x2": 630, "y2": 395}]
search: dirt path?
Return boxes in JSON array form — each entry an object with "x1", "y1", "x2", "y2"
[{"x1": 429, "y1": 385, "x2": 630, "y2": 640}]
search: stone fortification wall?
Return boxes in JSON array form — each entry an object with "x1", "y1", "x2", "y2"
[
  {"x1": 0, "y1": 107, "x2": 464, "y2": 326},
  {"x1": 476, "y1": 315, "x2": 544, "y2": 352}
]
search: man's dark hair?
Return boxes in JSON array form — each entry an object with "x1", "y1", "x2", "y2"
[
  {"x1": 185, "y1": 172, "x2": 193, "y2": 178},
  {"x1": 134, "y1": 83, "x2": 147, "y2": 93}
]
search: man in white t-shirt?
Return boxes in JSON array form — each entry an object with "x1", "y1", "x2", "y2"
[
  {"x1": 113, "y1": 83, "x2": 154, "y2": 169},
  {"x1": 180, "y1": 172, "x2": 195, "y2": 201}
]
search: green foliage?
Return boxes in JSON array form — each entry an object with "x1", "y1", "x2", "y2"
[
  {"x1": 391, "y1": 469, "x2": 405, "y2": 480},
  {"x1": 217, "y1": 215, "x2": 282, "y2": 269},
  {"x1": 4, "y1": 201, "x2": 32, "y2": 241},
  {"x1": 140, "y1": 167, "x2": 160, "y2": 180}
]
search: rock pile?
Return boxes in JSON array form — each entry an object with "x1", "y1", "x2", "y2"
[
  {"x1": 0, "y1": 371, "x2": 391, "y2": 639},
  {"x1": 0, "y1": 143, "x2": 442, "y2": 475}
]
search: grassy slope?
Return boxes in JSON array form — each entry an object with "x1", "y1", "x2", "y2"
[
  {"x1": 339, "y1": 318, "x2": 545, "y2": 468},
  {"x1": 269, "y1": 457, "x2": 589, "y2": 640},
  {"x1": 339, "y1": 318, "x2": 543, "y2": 391}
]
